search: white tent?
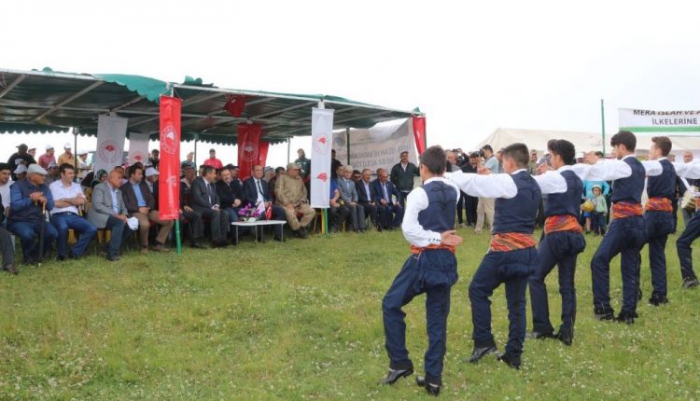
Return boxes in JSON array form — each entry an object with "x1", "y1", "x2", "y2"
[{"x1": 477, "y1": 127, "x2": 700, "y2": 157}]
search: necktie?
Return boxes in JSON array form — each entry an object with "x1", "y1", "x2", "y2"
[
  {"x1": 256, "y1": 179, "x2": 264, "y2": 195},
  {"x1": 207, "y1": 182, "x2": 213, "y2": 204},
  {"x1": 383, "y1": 183, "x2": 389, "y2": 201}
]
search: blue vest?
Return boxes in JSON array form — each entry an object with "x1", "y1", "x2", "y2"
[
  {"x1": 611, "y1": 157, "x2": 645, "y2": 204},
  {"x1": 8, "y1": 179, "x2": 51, "y2": 224},
  {"x1": 545, "y1": 169, "x2": 583, "y2": 218},
  {"x1": 417, "y1": 180, "x2": 457, "y2": 233},
  {"x1": 493, "y1": 171, "x2": 541, "y2": 234},
  {"x1": 646, "y1": 159, "x2": 676, "y2": 200}
]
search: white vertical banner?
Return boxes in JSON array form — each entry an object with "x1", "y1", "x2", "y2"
[
  {"x1": 310, "y1": 107, "x2": 334, "y2": 209},
  {"x1": 95, "y1": 115, "x2": 128, "y2": 174},
  {"x1": 128, "y1": 132, "x2": 150, "y2": 166}
]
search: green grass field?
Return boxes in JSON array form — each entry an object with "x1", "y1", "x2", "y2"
[{"x1": 2, "y1": 225, "x2": 700, "y2": 400}]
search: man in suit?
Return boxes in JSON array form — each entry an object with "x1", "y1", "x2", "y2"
[
  {"x1": 242, "y1": 164, "x2": 286, "y2": 242},
  {"x1": 217, "y1": 167, "x2": 246, "y2": 245},
  {"x1": 87, "y1": 170, "x2": 133, "y2": 261},
  {"x1": 337, "y1": 165, "x2": 365, "y2": 232},
  {"x1": 372, "y1": 168, "x2": 404, "y2": 230},
  {"x1": 180, "y1": 165, "x2": 205, "y2": 249},
  {"x1": 356, "y1": 168, "x2": 380, "y2": 231},
  {"x1": 191, "y1": 166, "x2": 229, "y2": 247},
  {"x1": 121, "y1": 165, "x2": 174, "y2": 253}
]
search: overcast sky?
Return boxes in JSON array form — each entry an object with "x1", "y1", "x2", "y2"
[{"x1": 2, "y1": 0, "x2": 699, "y2": 165}]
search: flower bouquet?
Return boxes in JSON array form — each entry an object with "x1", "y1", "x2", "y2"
[{"x1": 238, "y1": 203, "x2": 264, "y2": 222}]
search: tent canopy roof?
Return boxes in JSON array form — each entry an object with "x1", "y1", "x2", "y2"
[
  {"x1": 478, "y1": 127, "x2": 700, "y2": 156},
  {"x1": 0, "y1": 68, "x2": 421, "y2": 145}
]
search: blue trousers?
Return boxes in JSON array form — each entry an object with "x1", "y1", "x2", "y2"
[
  {"x1": 7, "y1": 219, "x2": 58, "y2": 263},
  {"x1": 382, "y1": 249, "x2": 458, "y2": 385},
  {"x1": 104, "y1": 216, "x2": 133, "y2": 257},
  {"x1": 470, "y1": 247, "x2": 538, "y2": 358},
  {"x1": 677, "y1": 210, "x2": 700, "y2": 280},
  {"x1": 590, "y1": 216, "x2": 645, "y2": 314},
  {"x1": 377, "y1": 204, "x2": 404, "y2": 229},
  {"x1": 529, "y1": 231, "x2": 585, "y2": 336},
  {"x1": 50, "y1": 213, "x2": 97, "y2": 258},
  {"x1": 644, "y1": 211, "x2": 674, "y2": 297}
]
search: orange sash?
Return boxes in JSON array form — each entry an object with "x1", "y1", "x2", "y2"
[
  {"x1": 612, "y1": 202, "x2": 643, "y2": 219},
  {"x1": 544, "y1": 215, "x2": 583, "y2": 235},
  {"x1": 645, "y1": 197, "x2": 672, "y2": 213},
  {"x1": 489, "y1": 233, "x2": 537, "y2": 252},
  {"x1": 410, "y1": 244, "x2": 456, "y2": 255}
]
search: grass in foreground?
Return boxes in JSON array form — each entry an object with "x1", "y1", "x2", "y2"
[{"x1": 1, "y1": 226, "x2": 700, "y2": 400}]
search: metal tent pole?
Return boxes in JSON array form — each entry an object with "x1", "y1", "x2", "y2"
[
  {"x1": 346, "y1": 127, "x2": 350, "y2": 165},
  {"x1": 287, "y1": 137, "x2": 291, "y2": 164}
]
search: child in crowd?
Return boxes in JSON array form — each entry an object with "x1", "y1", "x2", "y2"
[{"x1": 590, "y1": 185, "x2": 607, "y2": 235}]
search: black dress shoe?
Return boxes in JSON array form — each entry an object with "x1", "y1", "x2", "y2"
[
  {"x1": 649, "y1": 293, "x2": 669, "y2": 306},
  {"x1": 683, "y1": 277, "x2": 699, "y2": 289},
  {"x1": 416, "y1": 376, "x2": 440, "y2": 396},
  {"x1": 379, "y1": 368, "x2": 413, "y2": 385},
  {"x1": 3, "y1": 264, "x2": 18, "y2": 275},
  {"x1": 594, "y1": 306, "x2": 615, "y2": 321},
  {"x1": 527, "y1": 331, "x2": 556, "y2": 340},
  {"x1": 497, "y1": 352, "x2": 521, "y2": 370},
  {"x1": 615, "y1": 311, "x2": 637, "y2": 324},
  {"x1": 466, "y1": 345, "x2": 497, "y2": 363},
  {"x1": 555, "y1": 331, "x2": 573, "y2": 346}
]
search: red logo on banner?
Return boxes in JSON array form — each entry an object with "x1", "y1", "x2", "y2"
[
  {"x1": 317, "y1": 172, "x2": 328, "y2": 183},
  {"x1": 158, "y1": 96, "x2": 182, "y2": 220},
  {"x1": 313, "y1": 135, "x2": 330, "y2": 156},
  {"x1": 98, "y1": 140, "x2": 120, "y2": 163},
  {"x1": 241, "y1": 141, "x2": 259, "y2": 162}
]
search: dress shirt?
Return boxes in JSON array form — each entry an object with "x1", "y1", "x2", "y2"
[
  {"x1": 0, "y1": 182, "x2": 11, "y2": 208},
  {"x1": 49, "y1": 180, "x2": 84, "y2": 215},
  {"x1": 402, "y1": 177, "x2": 460, "y2": 248},
  {"x1": 109, "y1": 185, "x2": 121, "y2": 214},
  {"x1": 131, "y1": 182, "x2": 147, "y2": 207}
]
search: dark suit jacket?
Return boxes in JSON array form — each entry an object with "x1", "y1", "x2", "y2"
[
  {"x1": 242, "y1": 177, "x2": 273, "y2": 206},
  {"x1": 371, "y1": 179, "x2": 402, "y2": 205},
  {"x1": 356, "y1": 180, "x2": 376, "y2": 204},
  {"x1": 117, "y1": 180, "x2": 155, "y2": 214},
  {"x1": 191, "y1": 177, "x2": 220, "y2": 209},
  {"x1": 216, "y1": 180, "x2": 242, "y2": 208}
]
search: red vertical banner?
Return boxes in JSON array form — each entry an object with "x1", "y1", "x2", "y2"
[
  {"x1": 158, "y1": 95, "x2": 182, "y2": 219},
  {"x1": 257, "y1": 140, "x2": 270, "y2": 167},
  {"x1": 412, "y1": 115, "x2": 427, "y2": 155},
  {"x1": 237, "y1": 123, "x2": 262, "y2": 180}
]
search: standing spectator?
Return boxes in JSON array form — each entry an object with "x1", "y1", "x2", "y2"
[
  {"x1": 0, "y1": 193, "x2": 16, "y2": 274},
  {"x1": 49, "y1": 164, "x2": 97, "y2": 261},
  {"x1": 7, "y1": 144, "x2": 36, "y2": 180},
  {"x1": 14, "y1": 165, "x2": 28, "y2": 182},
  {"x1": 181, "y1": 152, "x2": 195, "y2": 169},
  {"x1": 295, "y1": 149, "x2": 311, "y2": 179},
  {"x1": 474, "y1": 145, "x2": 498, "y2": 234},
  {"x1": 589, "y1": 185, "x2": 608, "y2": 235},
  {"x1": 77, "y1": 150, "x2": 90, "y2": 180},
  {"x1": 38, "y1": 145, "x2": 57, "y2": 169},
  {"x1": 57, "y1": 142, "x2": 75, "y2": 167},
  {"x1": 28, "y1": 148, "x2": 37, "y2": 159},
  {"x1": 461, "y1": 153, "x2": 479, "y2": 227},
  {"x1": 338, "y1": 165, "x2": 366, "y2": 233},
  {"x1": 87, "y1": 170, "x2": 133, "y2": 261},
  {"x1": 8, "y1": 164, "x2": 58, "y2": 265},
  {"x1": 203, "y1": 149, "x2": 223, "y2": 170},
  {"x1": 191, "y1": 166, "x2": 229, "y2": 247},
  {"x1": 527, "y1": 150, "x2": 539, "y2": 175},
  {"x1": 0, "y1": 163, "x2": 12, "y2": 211},
  {"x1": 390, "y1": 151, "x2": 419, "y2": 205},
  {"x1": 275, "y1": 162, "x2": 315, "y2": 238},
  {"x1": 680, "y1": 151, "x2": 698, "y2": 227},
  {"x1": 45, "y1": 162, "x2": 60, "y2": 186},
  {"x1": 121, "y1": 165, "x2": 174, "y2": 253},
  {"x1": 148, "y1": 149, "x2": 160, "y2": 169}
]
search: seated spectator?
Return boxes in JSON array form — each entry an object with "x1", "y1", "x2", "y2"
[
  {"x1": 180, "y1": 165, "x2": 205, "y2": 249},
  {"x1": 90, "y1": 169, "x2": 108, "y2": 188},
  {"x1": 217, "y1": 167, "x2": 243, "y2": 223},
  {"x1": 0, "y1": 163, "x2": 12, "y2": 214},
  {"x1": 121, "y1": 165, "x2": 174, "y2": 253},
  {"x1": 0, "y1": 193, "x2": 16, "y2": 274},
  {"x1": 268, "y1": 167, "x2": 285, "y2": 204},
  {"x1": 337, "y1": 165, "x2": 366, "y2": 232},
  {"x1": 372, "y1": 168, "x2": 404, "y2": 230},
  {"x1": 328, "y1": 178, "x2": 350, "y2": 233},
  {"x1": 191, "y1": 166, "x2": 230, "y2": 247},
  {"x1": 14, "y1": 164, "x2": 27, "y2": 182},
  {"x1": 8, "y1": 164, "x2": 58, "y2": 265},
  {"x1": 242, "y1": 165, "x2": 286, "y2": 242},
  {"x1": 356, "y1": 168, "x2": 380, "y2": 231},
  {"x1": 275, "y1": 163, "x2": 314, "y2": 238},
  {"x1": 87, "y1": 170, "x2": 133, "y2": 261},
  {"x1": 45, "y1": 162, "x2": 59, "y2": 185},
  {"x1": 352, "y1": 169, "x2": 361, "y2": 182},
  {"x1": 49, "y1": 164, "x2": 97, "y2": 261},
  {"x1": 144, "y1": 167, "x2": 159, "y2": 193}
]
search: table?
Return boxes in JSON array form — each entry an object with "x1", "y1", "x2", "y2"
[{"x1": 231, "y1": 220, "x2": 287, "y2": 243}]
